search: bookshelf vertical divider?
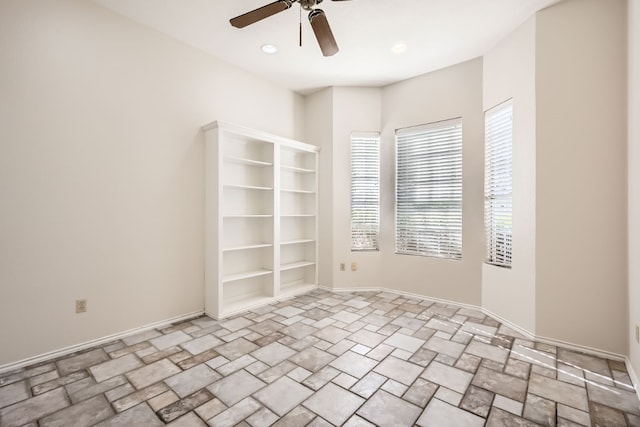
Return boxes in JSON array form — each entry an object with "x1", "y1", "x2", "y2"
[{"x1": 203, "y1": 121, "x2": 319, "y2": 319}]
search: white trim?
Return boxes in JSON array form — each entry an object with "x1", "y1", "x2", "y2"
[
  {"x1": 2, "y1": 286, "x2": 637, "y2": 398},
  {"x1": 627, "y1": 356, "x2": 640, "y2": 401},
  {"x1": 207, "y1": 285, "x2": 318, "y2": 320},
  {"x1": 321, "y1": 285, "x2": 629, "y2": 363},
  {"x1": 351, "y1": 131, "x2": 381, "y2": 139},
  {"x1": 202, "y1": 121, "x2": 319, "y2": 153},
  {"x1": 327, "y1": 285, "x2": 483, "y2": 312},
  {"x1": 534, "y1": 334, "x2": 627, "y2": 362},
  {"x1": 327, "y1": 285, "x2": 534, "y2": 340},
  {"x1": 0, "y1": 310, "x2": 203, "y2": 375},
  {"x1": 480, "y1": 306, "x2": 535, "y2": 340}
]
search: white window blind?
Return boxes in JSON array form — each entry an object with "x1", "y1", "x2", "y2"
[
  {"x1": 395, "y1": 118, "x2": 463, "y2": 259},
  {"x1": 485, "y1": 100, "x2": 513, "y2": 268},
  {"x1": 351, "y1": 132, "x2": 380, "y2": 250}
]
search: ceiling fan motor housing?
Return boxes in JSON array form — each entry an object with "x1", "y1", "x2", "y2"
[{"x1": 300, "y1": 0, "x2": 322, "y2": 11}]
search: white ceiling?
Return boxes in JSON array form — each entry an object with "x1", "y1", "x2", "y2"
[{"x1": 90, "y1": 0, "x2": 561, "y2": 94}]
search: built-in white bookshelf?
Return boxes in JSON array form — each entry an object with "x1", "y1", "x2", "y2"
[
  {"x1": 278, "y1": 144, "x2": 317, "y2": 298},
  {"x1": 204, "y1": 121, "x2": 319, "y2": 319}
]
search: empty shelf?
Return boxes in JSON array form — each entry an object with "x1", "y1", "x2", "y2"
[
  {"x1": 223, "y1": 269, "x2": 272, "y2": 283},
  {"x1": 280, "y1": 261, "x2": 315, "y2": 271}
]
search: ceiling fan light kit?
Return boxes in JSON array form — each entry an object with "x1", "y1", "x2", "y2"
[{"x1": 230, "y1": 0, "x2": 349, "y2": 57}]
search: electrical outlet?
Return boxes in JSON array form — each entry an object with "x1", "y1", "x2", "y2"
[
  {"x1": 340, "y1": 263, "x2": 345, "y2": 271},
  {"x1": 351, "y1": 262, "x2": 358, "y2": 271},
  {"x1": 636, "y1": 325, "x2": 639, "y2": 344},
  {"x1": 76, "y1": 299, "x2": 87, "y2": 314}
]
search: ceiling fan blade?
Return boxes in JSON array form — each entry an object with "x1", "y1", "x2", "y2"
[
  {"x1": 308, "y1": 9, "x2": 339, "y2": 57},
  {"x1": 230, "y1": 0, "x2": 293, "y2": 28}
]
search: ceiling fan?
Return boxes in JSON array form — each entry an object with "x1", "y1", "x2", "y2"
[{"x1": 230, "y1": 0, "x2": 350, "y2": 57}]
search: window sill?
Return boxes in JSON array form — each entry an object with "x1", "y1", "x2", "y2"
[{"x1": 484, "y1": 261, "x2": 512, "y2": 269}]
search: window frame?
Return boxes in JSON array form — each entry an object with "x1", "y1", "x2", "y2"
[
  {"x1": 484, "y1": 99, "x2": 513, "y2": 268},
  {"x1": 395, "y1": 118, "x2": 463, "y2": 260},
  {"x1": 350, "y1": 131, "x2": 381, "y2": 251}
]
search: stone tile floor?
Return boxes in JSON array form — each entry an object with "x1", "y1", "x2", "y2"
[{"x1": 1, "y1": 289, "x2": 639, "y2": 426}]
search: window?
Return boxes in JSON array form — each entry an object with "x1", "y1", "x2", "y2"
[
  {"x1": 395, "y1": 118, "x2": 463, "y2": 259},
  {"x1": 351, "y1": 132, "x2": 380, "y2": 250},
  {"x1": 484, "y1": 100, "x2": 513, "y2": 267}
]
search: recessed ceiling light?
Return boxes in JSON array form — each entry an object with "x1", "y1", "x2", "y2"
[
  {"x1": 261, "y1": 44, "x2": 278, "y2": 54},
  {"x1": 392, "y1": 42, "x2": 408, "y2": 55}
]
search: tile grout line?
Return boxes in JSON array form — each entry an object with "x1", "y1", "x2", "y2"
[
  {"x1": 325, "y1": 285, "x2": 630, "y2": 363},
  {"x1": 1, "y1": 289, "x2": 638, "y2": 426}
]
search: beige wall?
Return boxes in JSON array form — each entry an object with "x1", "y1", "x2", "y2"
[
  {"x1": 305, "y1": 86, "x2": 384, "y2": 289},
  {"x1": 482, "y1": 17, "x2": 537, "y2": 333},
  {"x1": 315, "y1": 61, "x2": 484, "y2": 306},
  {"x1": 377, "y1": 59, "x2": 485, "y2": 305},
  {"x1": 0, "y1": 0, "x2": 302, "y2": 366},
  {"x1": 318, "y1": 0, "x2": 630, "y2": 357},
  {"x1": 1, "y1": 0, "x2": 633, "y2": 368},
  {"x1": 629, "y1": 0, "x2": 640, "y2": 375},
  {"x1": 535, "y1": 0, "x2": 628, "y2": 354},
  {"x1": 331, "y1": 87, "x2": 384, "y2": 288},
  {"x1": 303, "y1": 88, "x2": 334, "y2": 288}
]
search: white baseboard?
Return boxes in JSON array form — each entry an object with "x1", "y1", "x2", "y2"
[
  {"x1": 2, "y1": 286, "x2": 637, "y2": 399},
  {"x1": 207, "y1": 285, "x2": 319, "y2": 320},
  {"x1": 533, "y1": 334, "x2": 627, "y2": 362},
  {"x1": 0, "y1": 310, "x2": 204, "y2": 375},
  {"x1": 479, "y1": 306, "x2": 535, "y2": 340},
  {"x1": 627, "y1": 357, "x2": 640, "y2": 401},
  {"x1": 321, "y1": 285, "x2": 630, "y2": 364}
]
